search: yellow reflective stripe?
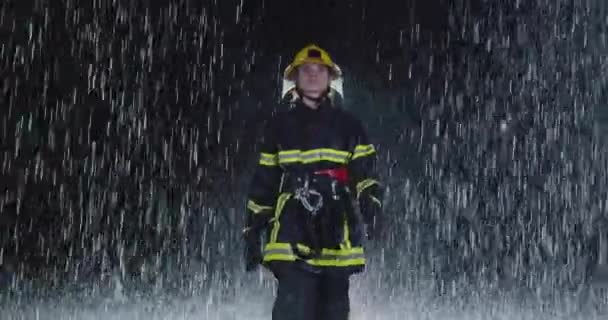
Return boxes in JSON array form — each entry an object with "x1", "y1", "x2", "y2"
[
  {"x1": 259, "y1": 152, "x2": 278, "y2": 166},
  {"x1": 247, "y1": 200, "x2": 273, "y2": 214},
  {"x1": 370, "y1": 195, "x2": 382, "y2": 208},
  {"x1": 341, "y1": 217, "x2": 351, "y2": 249},
  {"x1": 303, "y1": 148, "x2": 351, "y2": 158},
  {"x1": 263, "y1": 243, "x2": 293, "y2": 262},
  {"x1": 264, "y1": 242, "x2": 298, "y2": 261},
  {"x1": 270, "y1": 193, "x2": 292, "y2": 243},
  {"x1": 277, "y1": 148, "x2": 352, "y2": 165},
  {"x1": 265, "y1": 242, "x2": 291, "y2": 250},
  {"x1": 263, "y1": 254, "x2": 365, "y2": 266},
  {"x1": 278, "y1": 149, "x2": 351, "y2": 164},
  {"x1": 264, "y1": 253, "x2": 297, "y2": 262},
  {"x1": 320, "y1": 247, "x2": 363, "y2": 256},
  {"x1": 263, "y1": 242, "x2": 365, "y2": 266},
  {"x1": 279, "y1": 150, "x2": 301, "y2": 156},
  {"x1": 356, "y1": 178, "x2": 379, "y2": 198},
  {"x1": 309, "y1": 257, "x2": 365, "y2": 267},
  {"x1": 264, "y1": 242, "x2": 364, "y2": 255},
  {"x1": 352, "y1": 144, "x2": 376, "y2": 160}
]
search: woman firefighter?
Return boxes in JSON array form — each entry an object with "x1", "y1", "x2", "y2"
[{"x1": 242, "y1": 44, "x2": 384, "y2": 320}]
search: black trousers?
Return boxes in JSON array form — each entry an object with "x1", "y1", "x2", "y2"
[{"x1": 272, "y1": 266, "x2": 350, "y2": 320}]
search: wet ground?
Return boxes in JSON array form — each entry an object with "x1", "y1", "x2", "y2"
[{"x1": 2, "y1": 268, "x2": 607, "y2": 320}]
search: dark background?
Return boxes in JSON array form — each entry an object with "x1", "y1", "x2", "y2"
[{"x1": 2, "y1": 0, "x2": 607, "y2": 297}]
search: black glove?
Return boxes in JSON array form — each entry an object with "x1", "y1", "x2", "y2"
[
  {"x1": 359, "y1": 195, "x2": 382, "y2": 240},
  {"x1": 243, "y1": 228, "x2": 263, "y2": 272}
]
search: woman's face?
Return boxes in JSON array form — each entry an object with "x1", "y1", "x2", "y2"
[{"x1": 295, "y1": 63, "x2": 331, "y2": 99}]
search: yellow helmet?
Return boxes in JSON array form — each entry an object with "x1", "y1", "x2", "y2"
[{"x1": 283, "y1": 44, "x2": 342, "y2": 80}]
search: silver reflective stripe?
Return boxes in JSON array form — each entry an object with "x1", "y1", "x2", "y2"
[
  {"x1": 277, "y1": 153, "x2": 300, "y2": 162},
  {"x1": 264, "y1": 247, "x2": 293, "y2": 255},
  {"x1": 321, "y1": 253, "x2": 365, "y2": 261},
  {"x1": 278, "y1": 150, "x2": 350, "y2": 164}
]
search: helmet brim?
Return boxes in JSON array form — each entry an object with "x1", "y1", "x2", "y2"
[{"x1": 283, "y1": 60, "x2": 342, "y2": 81}]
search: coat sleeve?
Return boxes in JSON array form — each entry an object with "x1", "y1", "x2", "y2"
[
  {"x1": 243, "y1": 117, "x2": 282, "y2": 235},
  {"x1": 347, "y1": 117, "x2": 383, "y2": 227}
]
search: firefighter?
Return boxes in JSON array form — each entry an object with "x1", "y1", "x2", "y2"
[{"x1": 242, "y1": 44, "x2": 383, "y2": 320}]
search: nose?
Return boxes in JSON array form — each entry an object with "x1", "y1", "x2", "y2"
[{"x1": 305, "y1": 68, "x2": 318, "y2": 75}]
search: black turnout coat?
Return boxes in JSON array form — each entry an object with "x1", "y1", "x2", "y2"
[{"x1": 244, "y1": 97, "x2": 383, "y2": 275}]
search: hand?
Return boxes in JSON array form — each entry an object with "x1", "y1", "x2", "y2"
[
  {"x1": 243, "y1": 228, "x2": 263, "y2": 272},
  {"x1": 360, "y1": 195, "x2": 382, "y2": 241},
  {"x1": 245, "y1": 246, "x2": 262, "y2": 272}
]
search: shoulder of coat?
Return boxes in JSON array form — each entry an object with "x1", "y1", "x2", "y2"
[{"x1": 335, "y1": 107, "x2": 364, "y2": 130}]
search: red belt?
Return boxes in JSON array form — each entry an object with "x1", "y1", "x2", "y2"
[{"x1": 313, "y1": 167, "x2": 349, "y2": 184}]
